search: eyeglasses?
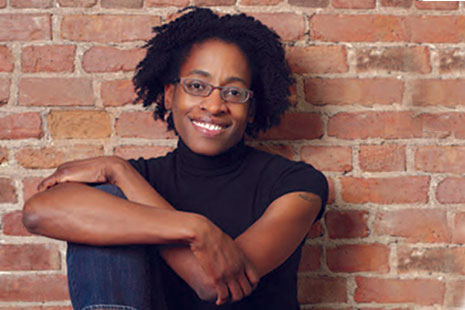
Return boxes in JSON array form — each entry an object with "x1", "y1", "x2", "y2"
[{"x1": 175, "y1": 78, "x2": 253, "y2": 104}]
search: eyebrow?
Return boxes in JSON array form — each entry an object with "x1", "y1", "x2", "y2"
[{"x1": 187, "y1": 69, "x2": 248, "y2": 86}]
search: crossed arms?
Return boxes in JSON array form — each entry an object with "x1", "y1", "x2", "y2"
[{"x1": 22, "y1": 156, "x2": 321, "y2": 305}]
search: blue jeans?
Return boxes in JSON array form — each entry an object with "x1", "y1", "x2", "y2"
[{"x1": 66, "y1": 185, "x2": 193, "y2": 310}]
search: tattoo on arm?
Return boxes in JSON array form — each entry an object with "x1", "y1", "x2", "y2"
[{"x1": 298, "y1": 193, "x2": 320, "y2": 204}]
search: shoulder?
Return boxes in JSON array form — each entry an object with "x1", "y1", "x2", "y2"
[
  {"x1": 246, "y1": 145, "x2": 329, "y2": 218},
  {"x1": 127, "y1": 149, "x2": 177, "y2": 182}
]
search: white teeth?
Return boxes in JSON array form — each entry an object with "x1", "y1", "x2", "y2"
[{"x1": 192, "y1": 120, "x2": 224, "y2": 131}]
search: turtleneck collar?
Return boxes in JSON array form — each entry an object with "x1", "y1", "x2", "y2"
[{"x1": 175, "y1": 138, "x2": 248, "y2": 176}]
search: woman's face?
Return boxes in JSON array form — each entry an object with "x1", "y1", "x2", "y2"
[{"x1": 164, "y1": 39, "x2": 253, "y2": 156}]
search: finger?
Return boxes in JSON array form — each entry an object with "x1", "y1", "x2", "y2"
[
  {"x1": 245, "y1": 263, "x2": 260, "y2": 290},
  {"x1": 227, "y1": 279, "x2": 244, "y2": 303},
  {"x1": 215, "y1": 282, "x2": 229, "y2": 306},
  {"x1": 37, "y1": 176, "x2": 57, "y2": 191},
  {"x1": 237, "y1": 273, "x2": 252, "y2": 297}
]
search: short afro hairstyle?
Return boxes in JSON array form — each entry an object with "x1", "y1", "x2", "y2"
[{"x1": 133, "y1": 6, "x2": 294, "y2": 137}]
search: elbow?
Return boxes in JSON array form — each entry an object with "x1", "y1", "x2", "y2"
[
  {"x1": 22, "y1": 195, "x2": 47, "y2": 235},
  {"x1": 194, "y1": 279, "x2": 217, "y2": 302}
]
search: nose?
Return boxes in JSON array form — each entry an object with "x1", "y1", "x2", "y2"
[{"x1": 200, "y1": 88, "x2": 227, "y2": 115}]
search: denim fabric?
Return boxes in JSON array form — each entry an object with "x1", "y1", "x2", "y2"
[{"x1": 66, "y1": 184, "x2": 167, "y2": 310}]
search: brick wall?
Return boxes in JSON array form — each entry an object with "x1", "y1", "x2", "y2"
[{"x1": 0, "y1": 0, "x2": 464, "y2": 308}]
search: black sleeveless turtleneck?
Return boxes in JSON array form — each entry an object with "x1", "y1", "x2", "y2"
[{"x1": 129, "y1": 139, "x2": 328, "y2": 309}]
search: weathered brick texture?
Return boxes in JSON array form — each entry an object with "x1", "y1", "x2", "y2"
[{"x1": 0, "y1": 2, "x2": 464, "y2": 309}]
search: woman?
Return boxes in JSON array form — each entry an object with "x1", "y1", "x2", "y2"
[{"x1": 23, "y1": 7, "x2": 328, "y2": 310}]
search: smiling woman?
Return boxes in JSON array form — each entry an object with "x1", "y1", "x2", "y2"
[{"x1": 22, "y1": 6, "x2": 328, "y2": 310}]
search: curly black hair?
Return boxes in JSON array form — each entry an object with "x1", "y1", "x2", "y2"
[{"x1": 133, "y1": 7, "x2": 293, "y2": 137}]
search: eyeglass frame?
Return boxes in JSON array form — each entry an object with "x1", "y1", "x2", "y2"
[{"x1": 173, "y1": 77, "x2": 254, "y2": 104}]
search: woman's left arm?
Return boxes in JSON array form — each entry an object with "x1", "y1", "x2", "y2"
[{"x1": 235, "y1": 191, "x2": 321, "y2": 278}]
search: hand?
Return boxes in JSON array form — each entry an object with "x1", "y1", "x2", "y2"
[
  {"x1": 37, "y1": 156, "x2": 124, "y2": 192},
  {"x1": 190, "y1": 218, "x2": 259, "y2": 305}
]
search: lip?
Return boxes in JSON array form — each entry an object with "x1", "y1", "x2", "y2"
[{"x1": 189, "y1": 117, "x2": 230, "y2": 137}]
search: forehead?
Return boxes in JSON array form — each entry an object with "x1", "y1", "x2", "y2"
[{"x1": 178, "y1": 39, "x2": 252, "y2": 84}]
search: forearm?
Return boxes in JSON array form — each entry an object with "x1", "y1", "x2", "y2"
[{"x1": 23, "y1": 182, "x2": 202, "y2": 246}]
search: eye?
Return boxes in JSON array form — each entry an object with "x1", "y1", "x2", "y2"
[
  {"x1": 185, "y1": 79, "x2": 207, "y2": 92},
  {"x1": 224, "y1": 87, "x2": 245, "y2": 98}
]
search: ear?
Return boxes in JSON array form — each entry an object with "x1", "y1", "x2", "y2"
[{"x1": 164, "y1": 84, "x2": 175, "y2": 110}]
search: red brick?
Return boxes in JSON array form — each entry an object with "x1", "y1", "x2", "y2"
[
  {"x1": 48, "y1": 110, "x2": 111, "y2": 139},
  {"x1": 0, "y1": 244, "x2": 60, "y2": 271},
  {"x1": 326, "y1": 177, "x2": 335, "y2": 204},
  {"x1": 0, "y1": 14, "x2": 50, "y2": 41},
  {"x1": 341, "y1": 176, "x2": 429, "y2": 204},
  {"x1": 286, "y1": 46, "x2": 348, "y2": 74},
  {"x1": 116, "y1": 112, "x2": 175, "y2": 139},
  {"x1": 406, "y1": 16, "x2": 465, "y2": 43},
  {"x1": 0, "y1": 0, "x2": 5, "y2": 7},
  {"x1": 101, "y1": 79, "x2": 136, "y2": 107},
  {"x1": 437, "y1": 177, "x2": 465, "y2": 204},
  {"x1": 57, "y1": 0, "x2": 96, "y2": 7},
  {"x1": 415, "y1": 146, "x2": 465, "y2": 173},
  {"x1": 23, "y1": 177, "x2": 42, "y2": 202},
  {"x1": 305, "y1": 78, "x2": 403, "y2": 106},
  {"x1": 249, "y1": 143, "x2": 294, "y2": 159},
  {"x1": 310, "y1": 15, "x2": 407, "y2": 42},
  {"x1": 356, "y1": 46, "x2": 431, "y2": 74},
  {"x1": 241, "y1": 0, "x2": 281, "y2": 4},
  {"x1": 289, "y1": 0, "x2": 329, "y2": 7},
  {"x1": 299, "y1": 244, "x2": 321, "y2": 272},
  {"x1": 2, "y1": 211, "x2": 32, "y2": 236},
  {"x1": 398, "y1": 246, "x2": 465, "y2": 274},
  {"x1": 16, "y1": 145, "x2": 104, "y2": 169},
  {"x1": 0, "y1": 78, "x2": 9, "y2": 105},
  {"x1": 19, "y1": 78, "x2": 93, "y2": 106},
  {"x1": 0, "y1": 274, "x2": 69, "y2": 301},
  {"x1": 415, "y1": 1, "x2": 458, "y2": 10},
  {"x1": 101, "y1": 0, "x2": 143, "y2": 7},
  {"x1": 11, "y1": 0, "x2": 52, "y2": 8},
  {"x1": 439, "y1": 48, "x2": 465, "y2": 73},
  {"x1": 355, "y1": 277, "x2": 444, "y2": 305},
  {"x1": 380, "y1": 0, "x2": 412, "y2": 8},
  {"x1": 374, "y1": 209, "x2": 450, "y2": 243},
  {"x1": 448, "y1": 280, "x2": 465, "y2": 307},
  {"x1": 454, "y1": 213, "x2": 465, "y2": 244},
  {"x1": 0, "y1": 46, "x2": 14, "y2": 72},
  {"x1": 420, "y1": 113, "x2": 465, "y2": 139},
  {"x1": 0, "y1": 146, "x2": 7, "y2": 164},
  {"x1": 298, "y1": 276, "x2": 347, "y2": 303},
  {"x1": 146, "y1": 0, "x2": 189, "y2": 6},
  {"x1": 301, "y1": 146, "x2": 352, "y2": 172},
  {"x1": 411, "y1": 79, "x2": 465, "y2": 107},
  {"x1": 248, "y1": 13, "x2": 306, "y2": 41},
  {"x1": 325, "y1": 210, "x2": 369, "y2": 239},
  {"x1": 327, "y1": 244, "x2": 390, "y2": 273},
  {"x1": 332, "y1": 0, "x2": 375, "y2": 9},
  {"x1": 21, "y1": 45, "x2": 75, "y2": 73},
  {"x1": 192, "y1": 0, "x2": 236, "y2": 5},
  {"x1": 258, "y1": 113, "x2": 323, "y2": 140},
  {"x1": 82, "y1": 46, "x2": 145, "y2": 73},
  {"x1": 115, "y1": 145, "x2": 174, "y2": 160},
  {"x1": 328, "y1": 112, "x2": 422, "y2": 140},
  {"x1": 0, "y1": 178, "x2": 16, "y2": 203},
  {"x1": 0, "y1": 112, "x2": 42, "y2": 140},
  {"x1": 359, "y1": 144, "x2": 406, "y2": 172},
  {"x1": 61, "y1": 15, "x2": 161, "y2": 43}
]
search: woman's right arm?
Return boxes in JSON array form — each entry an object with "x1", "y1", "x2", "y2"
[{"x1": 23, "y1": 182, "x2": 204, "y2": 246}]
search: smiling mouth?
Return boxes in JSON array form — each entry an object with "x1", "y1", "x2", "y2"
[{"x1": 191, "y1": 120, "x2": 228, "y2": 132}]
